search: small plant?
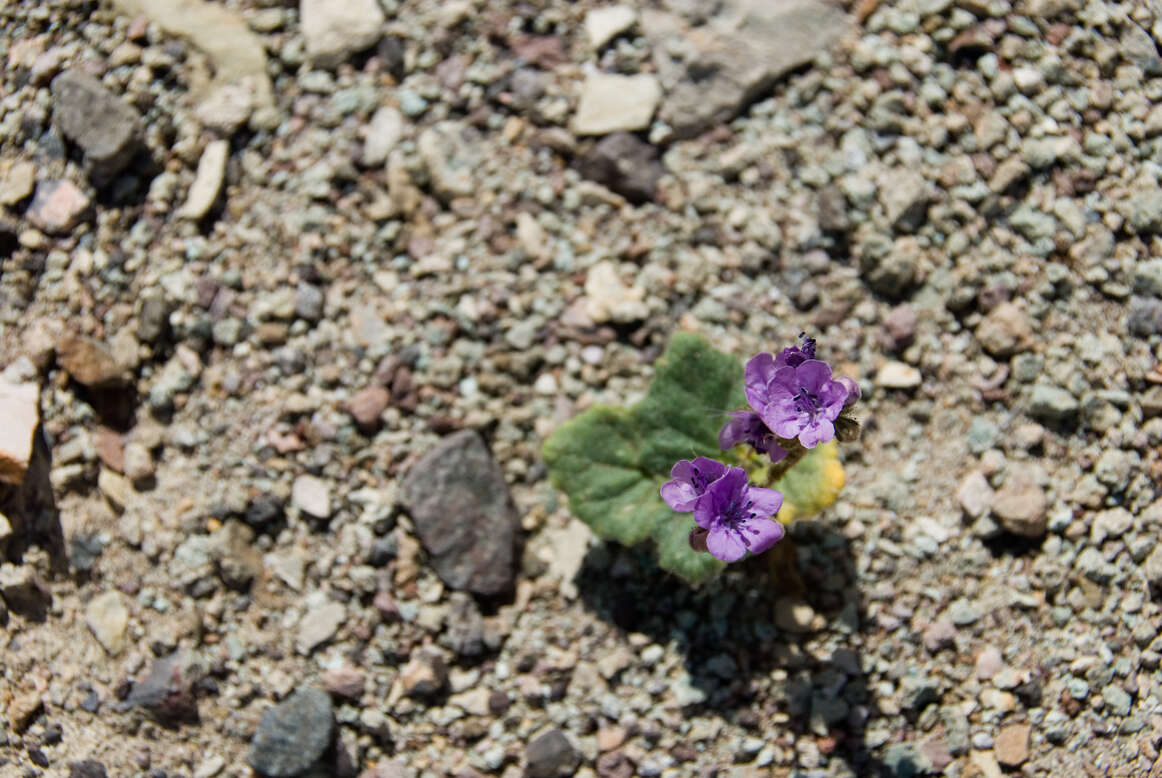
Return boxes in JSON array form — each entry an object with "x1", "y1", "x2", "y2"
[{"x1": 542, "y1": 333, "x2": 859, "y2": 585}]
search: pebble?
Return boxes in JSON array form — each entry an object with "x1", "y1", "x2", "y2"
[
  {"x1": 584, "y1": 260, "x2": 648, "y2": 324},
  {"x1": 297, "y1": 600, "x2": 345, "y2": 654},
  {"x1": 1029, "y1": 384, "x2": 1078, "y2": 422},
  {"x1": 247, "y1": 688, "x2": 334, "y2": 777},
  {"x1": 400, "y1": 652, "x2": 448, "y2": 699},
  {"x1": 525, "y1": 728, "x2": 580, "y2": 778},
  {"x1": 0, "y1": 161, "x2": 35, "y2": 206},
  {"x1": 993, "y1": 723, "x2": 1030, "y2": 767},
  {"x1": 974, "y1": 646, "x2": 1004, "y2": 680},
  {"x1": 956, "y1": 470, "x2": 994, "y2": 518},
  {"x1": 922, "y1": 619, "x2": 957, "y2": 652},
  {"x1": 50, "y1": 70, "x2": 142, "y2": 183},
  {"x1": 0, "y1": 380, "x2": 39, "y2": 486},
  {"x1": 26, "y1": 179, "x2": 91, "y2": 233},
  {"x1": 875, "y1": 360, "x2": 922, "y2": 389},
  {"x1": 195, "y1": 82, "x2": 255, "y2": 135},
  {"x1": 400, "y1": 430, "x2": 518, "y2": 595},
  {"x1": 576, "y1": 131, "x2": 664, "y2": 203},
  {"x1": 992, "y1": 466, "x2": 1047, "y2": 538},
  {"x1": 362, "y1": 106, "x2": 404, "y2": 167},
  {"x1": 68, "y1": 760, "x2": 109, "y2": 778},
  {"x1": 880, "y1": 169, "x2": 931, "y2": 232},
  {"x1": 291, "y1": 474, "x2": 331, "y2": 519},
  {"x1": 585, "y1": 5, "x2": 637, "y2": 49},
  {"x1": 322, "y1": 664, "x2": 366, "y2": 699},
  {"x1": 56, "y1": 335, "x2": 124, "y2": 388},
  {"x1": 0, "y1": 563, "x2": 49, "y2": 618},
  {"x1": 85, "y1": 590, "x2": 129, "y2": 655},
  {"x1": 346, "y1": 385, "x2": 389, "y2": 432},
  {"x1": 572, "y1": 73, "x2": 661, "y2": 136},
  {"x1": 300, "y1": 0, "x2": 385, "y2": 67},
  {"x1": 975, "y1": 301, "x2": 1032, "y2": 358},
  {"x1": 178, "y1": 139, "x2": 229, "y2": 220},
  {"x1": 774, "y1": 597, "x2": 818, "y2": 633}
]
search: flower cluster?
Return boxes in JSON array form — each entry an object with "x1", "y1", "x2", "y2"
[{"x1": 661, "y1": 335, "x2": 859, "y2": 563}]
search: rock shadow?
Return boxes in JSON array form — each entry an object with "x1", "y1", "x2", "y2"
[
  {"x1": 1, "y1": 425, "x2": 67, "y2": 576},
  {"x1": 576, "y1": 519, "x2": 889, "y2": 776}
]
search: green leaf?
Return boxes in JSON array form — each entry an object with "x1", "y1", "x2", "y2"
[
  {"x1": 542, "y1": 333, "x2": 845, "y2": 586},
  {"x1": 773, "y1": 441, "x2": 845, "y2": 523}
]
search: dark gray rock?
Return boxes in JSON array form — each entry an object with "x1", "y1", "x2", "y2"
[
  {"x1": 123, "y1": 650, "x2": 204, "y2": 724},
  {"x1": 576, "y1": 132, "x2": 664, "y2": 203},
  {"x1": 401, "y1": 430, "x2": 518, "y2": 595},
  {"x1": 69, "y1": 760, "x2": 108, "y2": 778},
  {"x1": 248, "y1": 688, "x2": 334, "y2": 777},
  {"x1": 50, "y1": 70, "x2": 143, "y2": 184},
  {"x1": 525, "y1": 728, "x2": 580, "y2": 778},
  {"x1": 1129, "y1": 296, "x2": 1162, "y2": 336},
  {"x1": 443, "y1": 591, "x2": 485, "y2": 657}
]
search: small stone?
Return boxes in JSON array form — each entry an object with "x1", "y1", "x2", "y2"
[
  {"x1": 297, "y1": 601, "x2": 345, "y2": 654},
  {"x1": 1091, "y1": 507, "x2": 1133, "y2": 544},
  {"x1": 179, "y1": 139, "x2": 229, "y2": 220},
  {"x1": 993, "y1": 723, "x2": 1029, "y2": 767},
  {"x1": 195, "y1": 82, "x2": 255, "y2": 135},
  {"x1": 292, "y1": 474, "x2": 331, "y2": 519},
  {"x1": 69, "y1": 760, "x2": 109, "y2": 778},
  {"x1": 401, "y1": 430, "x2": 519, "y2": 595},
  {"x1": 576, "y1": 131, "x2": 664, "y2": 203},
  {"x1": 300, "y1": 0, "x2": 386, "y2": 67},
  {"x1": 526, "y1": 729, "x2": 580, "y2": 778},
  {"x1": 248, "y1": 688, "x2": 334, "y2": 777},
  {"x1": 974, "y1": 646, "x2": 1004, "y2": 680},
  {"x1": 85, "y1": 590, "x2": 130, "y2": 655},
  {"x1": 346, "y1": 386, "x2": 389, "y2": 432},
  {"x1": 992, "y1": 467, "x2": 1047, "y2": 538},
  {"x1": 362, "y1": 106, "x2": 404, "y2": 167},
  {"x1": 922, "y1": 619, "x2": 957, "y2": 652},
  {"x1": 98, "y1": 469, "x2": 134, "y2": 511},
  {"x1": 572, "y1": 73, "x2": 661, "y2": 136},
  {"x1": 879, "y1": 169, "x2": 931, "y2": 231},
  {"x1": 0, "y1": 380, "x2": 39, "y2": 485},
  {"x1": 956, "y1": 471, "x2": 994, "y2": 518},
  {"x1": 322, "y1": 664, "x2": 366, "y2": 699},
  {"x1": 294, "y1": 282, "x2": 325, "y2": 321},
  {"x1": 57, "y1": 335, "x2": 124, "y2": 387},
  {"x1": 774, "y1": 597, "x2": 817, "y2": 633},
  {"x1": 122, "y1": 441, "x2": 155, "y2": 483},
  {"x1": 976, "y1": 301, "x2": 1032, "y2": 358},
  {"x1": 585, "y1": 5, "x2": 637, "y2": 49},
  {"x1": 1103, "y1": 683, "x2": 1132, "y2": 716},
  {"x1": 7, "y1": 690, "x2": 43, "y2": 732},
  {"x1": 875, "y1": 361, "x2": 922, "y2": 389},
  {"x1": 443, "y1": 591, "x2": 484, "y2": 657},
  {"x1": 1129, "y1": 297, "x2": 1162, "y2": 337},
  {"x1": 0, "y1": 161, "x2": 36, "y2": 206},
  {"x1": 584, "y1": 260, "x2": 648, "y2": 324},
  {"x1": 1030, "y1": 384, "x2": 1078, "y2": 422},
  {"x1": 51, "y1": 70, "x2": 143, "y2": 182},
  {"x1": 26, "y1": 179, "x2": 91, "y2": 233},
  {"x1": 124, "y1": 651, "x2": 202, "y2": 723},
  {"x1": 400, "y1": 653, "x2": 448, "y2": 699}
]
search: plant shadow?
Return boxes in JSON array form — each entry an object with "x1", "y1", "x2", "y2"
[{"x1": 576, "y1": 518, "x2": 892, "y2": 777}]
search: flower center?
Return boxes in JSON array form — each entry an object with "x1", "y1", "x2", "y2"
[{"x1": 793, "y1": 388, "x2": 821, "y2": 416}]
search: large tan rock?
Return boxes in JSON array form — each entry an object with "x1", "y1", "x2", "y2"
[{"x1": 0, "y1": 381, "x2": 39, "y2": 486}]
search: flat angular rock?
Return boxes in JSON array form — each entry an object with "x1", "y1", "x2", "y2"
[
  {"x1": 401, "y1": 430, "x2": 518, "y2": 595},
  {"x1": 526, "y1": 729, "x2": 580, "y2": 778},
  {"x1": 85, "y1": 590, "x2": 130, "y2": 655},
  {"x1": 27, "y1": 179, "x2": 91, "y2": 233},
  {"x1": 992, "y1": 466, "x2": 1047, "y2": 538},
  {"x1": 361, "y1": 106, "x2": 404, "y2": 167},
  {"x1": 576, "y1": 132, "x2": 664, "y2": 203},
  {"x1": 571, "y1": 73, "x2": 661, "y2": 136},
  {"x1": 643, "y1": 0, "x2": 850, "y2": 138},
  {"x1": 0, "y1": 381, "x2": 39, "y2": 486},
  {"x1": 0, "y1": 161, "x2": 36, "y2": 206},
  {"x1": 51, "y1": 70, "x2": 143, "y2": 183},
  {"x1": 585, "y1": 5, "x2": 637, "y2": 49},
  {"x1": 291, "y1": 474, "x2": 331, "y2": 519},
  {"x1": 57, "y1": 335, "x2": 125, "y2": 388},
  {"x1": 178, "y1": 139, "x2": 229, "y2": 220},
  {"x1": 248, "y1": 688, "x2": 334, "y2": 777},
  {"x1": 301, "y1": 0, "x2": 386, "y2": 67}
]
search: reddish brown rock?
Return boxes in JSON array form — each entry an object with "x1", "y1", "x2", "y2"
[
  {"x1": 26, "y1": 179, "x2": 91, "y2": 233},
  {"x1": 56, "y1": 335, "x2": 125, "y2": 387},
  {"x1": 994, "y1": 723, "x2": 1030, "y2": 767},
  {"x1": 346, "y1": 385, "x2": 389, "y2": 432}
]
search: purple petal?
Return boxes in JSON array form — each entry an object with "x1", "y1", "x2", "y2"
[
  {"x1": 745, "y1": 486, "x2": 784, "y2": 518},
  {"x1": 689, "y1": 457, "x2": 728, "y2": 483},
  {"x1": 763, "y1": 397, "x2": 805, "y2": 440},
  {"x1": 669, "y1": 460, "x2": 695, "y2": 481},
  {"x1": 661, "y1": 480, "x2": 699, "y2": 512},
  {"x1": 706, "y1": 526, "x2": 748, "y2": 562},
  {"x1": 818, "y1": 379, "x2": 848, "y2": 418},
  {"x1": 692, "y1": 467, "x2": 747, "y2": 530},
  {"x1": 739, "y1": 516, "x2": 784, "y2": 555},
  {"x1": 836, "y1": 376, "x2": 860, "y2": 407},
  {"x1": 798, "y1": 417, "x2": 834, "y2": 448},
  {"x1": 718, "y1": 413, "x2": 750, "y2": 450},
  {"x1": 795, "y1": 360, "x2": 833, "y2": 394},
  {"x1": 744, "y1": 352, "x2": 778, "y2": 410}
]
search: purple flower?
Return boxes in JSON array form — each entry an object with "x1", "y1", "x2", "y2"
[
  {"x1": 752, "y1": 359, "x2": 848, "y2": 448},
  {"x1": 718, "y1": 410, "x2": 787, "y2": 463},
  {"x1": 693, "y1": 466, "x2": 784, "y2": 562},
  {"x1": 660, "y1": 457, "x2": 727, "y2": 512}
]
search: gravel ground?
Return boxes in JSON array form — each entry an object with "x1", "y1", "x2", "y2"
[{"x1": 2, "y1": 0, "x2": 1162, "y2": 776}]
